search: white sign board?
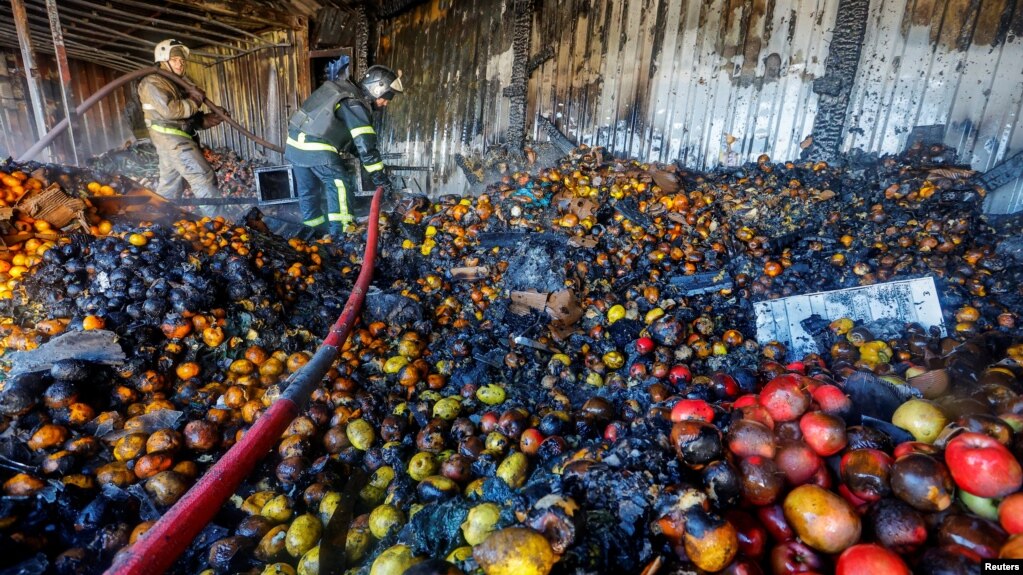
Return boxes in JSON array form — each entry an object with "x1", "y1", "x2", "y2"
[{"x1": 754, "y1": 276, "x2": 946, "y2": 359}]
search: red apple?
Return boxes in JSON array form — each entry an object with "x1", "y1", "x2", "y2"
[
  {"x1": 519, "y1": 427, "x2": 544, "y2": 454},
  {"x1": 739, "y1": 404, "x2": 775, "y2": 430},
  {"x1": 839, "y1": 449, "x2": 892, "y2": 503},
  {"x1": 668, "y1": 364, "x2": 692, "y2": 386},
  {"x1": 479, "y1": 411, "x2": 499, "y2": 433},
  {"x1": 724, "y1": 509, "x2": 768, "y2": 558},
  {"x1": 785, "y1": 361, "x2": 806, "y2": 374},
  {"x1": 870, "y1": 497, "x2": 928, "y2": 553},
  {"x1": 629, "y1": 361, "x2": 648, "y2": 378},
  {"x1": 711, "y1": 372, "x2": 741, "y2": 400},
  {"x1": 727, "y1": 418, "x2": 776, "y2": 459},
  {"x1": 808, "y1": 464, "x2": 832, "y2": 490},
  {"x1": 944, "y1": 431, "x2": 1023, "y2": 498},
  {"x1": 734, "y1": 394, "x2": 759, "y2": 409},
  {"x1": 836, "y1": 543, "x2": 910, "y2": 575},
  {"x1": 602, "y1": 422, "x2": 625, "y2": 444},
  {"x1": 769, "y1": 540, "x2": 824, "y2": 574},
  {"x1": 811, "y1": 384, "x2": 852, "y2": 415},
  {"x1": 635, "y1": 336, "x2": 655, "y2": 355},
  {"x1": 670, "y1": 398, "x2": 715, "y2": 423},
  {"x1": 837, "y1": 483, "x2": 870, "y2": 514},
  {"x1": 999, "y1": 492, "x2": 1023, "y2": 534},
  {"x1": 760, "y1": 375, "x2": 810, "y2": 422},
  {"x1": 893, "y1": 441, "x2": 940, "y2": 459},
  {"x1": 757, "y1": 504, "x2": 794, "y2": 542},
  {"x1": 775, "y1": 442, "x2": 822, "y2": 486},
  {"x1": 720, "y1": 559, "x2": 765, "y2": 575},
  {"x1": 799, "y1": 411, "x2": 847, "y2": 457}
]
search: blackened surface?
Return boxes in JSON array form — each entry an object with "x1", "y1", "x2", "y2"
[
  {"x1": 506, "y1": 0, "x2": 535, "y2": 156},
  {"x1": 806, "y1": 0, "x2": 870, "y2": 163},
  {"x1": 357, "y1": 4, "x2": 370, "y2": 80},
  {"x1": 537, "y1": 115, "x2": 577, "y2": 156},
  {"x1": 375, "y1": 0, "x2": 432, "y2": 19}
]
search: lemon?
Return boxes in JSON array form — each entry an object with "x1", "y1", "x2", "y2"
[{"x1": 607, "y1": 304, "x2": 626, "y2": 324}]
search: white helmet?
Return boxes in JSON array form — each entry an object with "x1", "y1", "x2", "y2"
[{"x1": 154, "y1": 39, "x2": 189, "y2": 63}]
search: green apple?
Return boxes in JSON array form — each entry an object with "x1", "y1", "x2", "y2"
[
  {"x1": 959, "y1": 490, "x2": 1000, "y2": 521},
  {"x1": 891, "y1": 399, "x2": 947, "y2": 444}
]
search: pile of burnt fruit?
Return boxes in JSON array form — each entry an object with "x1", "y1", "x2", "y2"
[{"x1": 1, "y1": 143, "x2": 1022, "y2": 575}]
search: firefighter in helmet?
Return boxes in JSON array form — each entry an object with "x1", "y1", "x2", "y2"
[
  {"x1": 285, "y1": 62, "x2": 403, "y2": 237},
  {"x1": 138, "y1": 39, "x2": 223, "y2": 214}
]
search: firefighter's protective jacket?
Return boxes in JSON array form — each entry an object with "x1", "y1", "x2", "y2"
[
  {"x1": 137, "y1": 71, "x2": 218, "y2": 211},
  {"x1": 138, "y1": 73, "x2": 202, "y2": 138},
  {"x1": 284, "y1": 80, "x2": 388, "y2": 187}
]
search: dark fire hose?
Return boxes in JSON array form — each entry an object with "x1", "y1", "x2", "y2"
[
  {"x1": 17, "y1": 66, "x2": 283, "y2": 162},
  {"x1": 104, "y1": 187, "x2": 383, "y2": 575}
]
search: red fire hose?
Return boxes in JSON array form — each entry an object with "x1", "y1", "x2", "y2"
[{"x1": 104, "y1": 187, "x2": 383, "y2": 575}]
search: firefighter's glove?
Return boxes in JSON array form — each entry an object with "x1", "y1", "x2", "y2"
[{"x1": 201, "y1": 112, "x2": 226, "y2": 129}]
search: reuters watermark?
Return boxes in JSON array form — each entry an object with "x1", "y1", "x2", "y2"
[{"x1": 986, "y1": 560, "x2": 1023, "y2": 572}]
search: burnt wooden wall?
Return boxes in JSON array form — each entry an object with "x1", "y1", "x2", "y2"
[
  {"x1": 382, "y1": 0, "x2": 1023, "y2": 212},
  {"x1": 0, "y1": 53, "x2": 135, "y2": 162}
]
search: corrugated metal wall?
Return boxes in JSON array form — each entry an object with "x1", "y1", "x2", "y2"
[
  {"x1": 382, "y1": 0, "x2": 838, "y2": 191},
  {"x1": 185, "y1": 28, "x2": 310, "y2": 165},
  {"x1": 379, "y1": 1, "x2": 517, "y2": 193},
  {"x1": 0, "y1": 53, "x2": 134, "y2": 162},
  {"x1": 529, "y1": 0, "x2": 838, "y2": 168},
  {"x1": 846, "y1": 0, "x2": 1023, "y2": 213},
  {"x1": 382, "y1": 0, "x2": 1023, "y2": 212}
]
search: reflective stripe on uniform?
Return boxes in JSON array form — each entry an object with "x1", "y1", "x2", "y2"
[
  {"x1": 286, "y1": 132, "x2": 339, "y2": 153},
  {"x1": 350, "y1": 126, "x2": 376, "y2": 138},
  {"x1": 304, "y1": 216, "x2": 326, "y2": 227},
  {"x1": 329, "y1": 179, "x2": 353, "y2": 224},
  {"x1": 149, "y1": 124, "x2": 193, "y2": 138},
  {"x1": 363, "y1": 161, "x2": 385, "y2": 173}
]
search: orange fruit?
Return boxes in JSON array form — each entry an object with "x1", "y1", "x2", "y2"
[
  {"x1": 82, "y1": 315, "x2": 105, "y2": 330},
  {"x1": 175, "y1": 362, "x2": 201, "y2": 380}
]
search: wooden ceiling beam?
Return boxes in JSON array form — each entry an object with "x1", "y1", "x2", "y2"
[
  {"x1": 3, "y1": 5, "x2": 159, "y2": 57},
  {"x1": 0, "y1": 32, "x2": 142, "y2": 72},
  {"x1": 162, "y1": 0, "x2": 301, "y2": 29},
  {"x1": 27, "y1": 1, "x2": 242, "y2": 52},
  {"x1": 63, "y1": 0, "x2": 260, "y2": 49},
  {"x1": 85, "y1": 0, "x2": 278, "y2": 46}
]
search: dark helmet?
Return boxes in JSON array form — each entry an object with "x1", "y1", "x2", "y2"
[{"x1": 360, "y1": 65, "x2": 404, "y2": 100}]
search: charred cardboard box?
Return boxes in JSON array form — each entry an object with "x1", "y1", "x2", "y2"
[{"x1": 509, "y1": 288, "x2": 583, "y2": 338}]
